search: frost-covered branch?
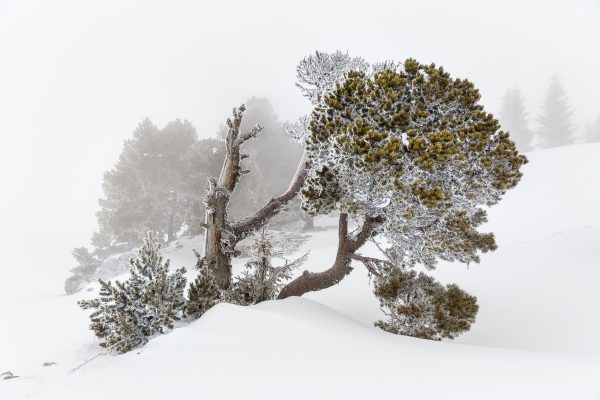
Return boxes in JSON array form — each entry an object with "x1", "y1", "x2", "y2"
[
  {"x1": 296, "y1": 50, "x2": 368, "y2": 105},
  {"x1": 232, "y1": 152, "x2": 309, "y2": 241},
  {"x1": 228, "y1": 228, "x2": 310, "y2": 305},
  {"x1": 283, "y1": 115, "x2": 311, "y2": 143},
  {"x1": 373, "y1": 263, "x2": 478, "y2": 340}
]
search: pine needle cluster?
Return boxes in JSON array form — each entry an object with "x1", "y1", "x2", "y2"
[{"x1": 373, "y1": 263, "x2": 478, "y2": 340}]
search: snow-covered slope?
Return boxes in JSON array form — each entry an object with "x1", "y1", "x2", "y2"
[
  {"x1": 433, "y1": 143, "x2": 600, "y2": 356},
  {"x1": 1, "y1": 144, "x2": 599, "y2": 399},
  {"x1": 3, "y1": 298, "x2": 600, "y2": 400}
]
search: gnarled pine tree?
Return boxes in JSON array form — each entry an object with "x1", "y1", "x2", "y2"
[
  {"x1": 197, "y1": 54, "x2": 525, "y2": 342},
  {"x1": 279, "y1": 59, "x2": 527, "y2": 300}
]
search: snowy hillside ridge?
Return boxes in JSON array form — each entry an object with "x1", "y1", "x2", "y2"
[{"x1": 3, "y1": 298, "x2": 599, "y2": 400}]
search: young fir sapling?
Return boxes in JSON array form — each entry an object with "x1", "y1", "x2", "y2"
[{"x1": 79, "y1": 232, "x2": 187, "y2": 353}]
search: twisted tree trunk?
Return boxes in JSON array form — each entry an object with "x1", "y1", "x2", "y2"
[
  {"x1": 202, "y1": 178, "x2": 235, "y2": 288},
  {"x1": 202, "y1": 105, "x2": 261, "y2": 288},
  {"x1": 278, "y1": 213, "x2": 383, "y2": 299},
  {"x1": 201, "y1": 105, "x2": 309, "y2": 289}
]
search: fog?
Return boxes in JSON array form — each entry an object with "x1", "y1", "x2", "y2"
[{"x1": 0, "y1": 0, "x2": 599, "y2": 294}]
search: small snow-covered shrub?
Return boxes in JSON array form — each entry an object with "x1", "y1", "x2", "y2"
[
  {"x1": 227, "y1": 229, "x2": 308, "y2": 305},
  {"x1": 79, "y1": 232, "x2": 187, "y2": 353},
  {"x1": 373, "y1": 264, "x2": 478, "y2": 341}
]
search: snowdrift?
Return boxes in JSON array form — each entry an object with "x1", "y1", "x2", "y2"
[{"x1": 3, "y1": 298, "x2": 600, "y2": 400}]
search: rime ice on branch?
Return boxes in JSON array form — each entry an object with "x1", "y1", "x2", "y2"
[{"x1": 228, "y1": 228, "x2": 309, "y2": 305}]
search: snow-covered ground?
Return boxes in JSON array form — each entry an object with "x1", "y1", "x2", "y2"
[
  {"x1": 4, "y1": 298, "x2": 600, "y2": 400},
  {"x1": 1, "y1": 143, "x2": 599, "y2": 399}
]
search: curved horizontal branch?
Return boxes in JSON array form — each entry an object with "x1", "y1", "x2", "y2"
[
  {"x1": 278, "y1": 213, "x2": 384, "y2": 299},
  {"x1": 233, "y1": 152, "x2": 309, "y2": 241},
  {"x1": 278, "y1": 213, "x2": 351, "y2": 298}
]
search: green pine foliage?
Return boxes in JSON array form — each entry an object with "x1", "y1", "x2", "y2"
[
  {"x1": 79, "y1": 232, "x2": 187, "y2": 353},
  {"x1": 373, "y1": 264, "x2": 478, "y2": 340},
  {"x1": 298, "y1": 55, "x2": 526, "y2": 340},
  {"x1": 303, "y1": 59, "x2": 527, "y2": 269},
  {"x1": 186, "y1": 254, "x2": 222, "y2": 318}
]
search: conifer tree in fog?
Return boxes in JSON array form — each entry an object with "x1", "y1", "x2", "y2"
[
  {"x1": 96, "y1": 119, "x2": 222, "y2": 247},
  {"x1": 66, "y1": 120, "x2": 224, "y2": 293},
  {"x1": 500, "y1": 88, "x2": 533, "y2": 152},
  {"x1": 97, "y1": 98, "x2": 304, "y2": 250},
  {"x1": 64, "y1": 247, "x2": 103, "y2": 294},
  {"x1": 537, "y1": 76, "x2": 575, "y2": 148},
  {"x1": 583, "y1": 113, "x2": 600, "y2": 144}
]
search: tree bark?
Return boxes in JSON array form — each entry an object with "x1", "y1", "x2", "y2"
[
  {"x1": 203, "y1": 105, "x2": 260, "y2": 289},
  {"x1": 202, "y1": 178, "x2": 234, "y2": 288},
  {"x1": 277, "y1": 213, "x2": 383, "y2": 299}
]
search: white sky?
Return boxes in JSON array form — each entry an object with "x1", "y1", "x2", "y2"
[{"x1": 0, "y1": 0, "x2": 599, "y2": 292}]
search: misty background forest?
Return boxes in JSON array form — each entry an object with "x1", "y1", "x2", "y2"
[{"x1": 1, "y1": 1, "x2": 599, "y2": 399}]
